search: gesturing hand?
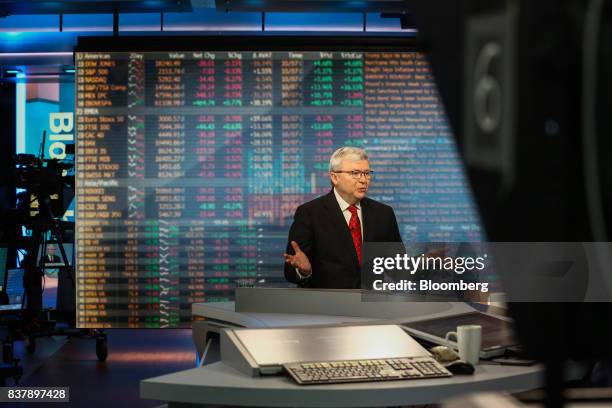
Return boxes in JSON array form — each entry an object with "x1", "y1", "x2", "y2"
[{"x1": 283, "y1": 241, "x2": 312, "y2": 277}]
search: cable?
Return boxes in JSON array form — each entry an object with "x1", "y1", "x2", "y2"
[
  {"x1": 582, "y1": 0, "x2": 607, "y2": 241},
  {"x1": 40, "y1": 239, "x2": 46, "y2": 295}
]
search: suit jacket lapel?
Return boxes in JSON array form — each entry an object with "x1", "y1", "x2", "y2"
[
  {"x1": 361, "y1": 197, "x2": 375, "y2": 242},
  {"x1": 322, "y1": 190, "x2": 359, "y2": 267}
]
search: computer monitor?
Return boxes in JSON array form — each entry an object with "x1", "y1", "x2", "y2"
[
  {"x1": 38, "y1": 242, "x2": 72, "y2": 310},
  {"x1": 5, "y1": 268, "x2": 24, "y2": 306},
  {"x1": 0, "y1": 247, "x2": 8, "y2": 306},
  {"x1": 0, "y1": 247, "x2": 7, "y2": 293}
]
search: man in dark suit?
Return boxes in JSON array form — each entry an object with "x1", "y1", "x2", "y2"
[
  {"x1": 283, "y1": 147, "x2": 402, "y2": 289},
  {"x1": 42, "y1": 244, "x2": 63, "y2": 278},
  {"x1": 43, "y1": 245, "x2": 61, "y2": 264}
]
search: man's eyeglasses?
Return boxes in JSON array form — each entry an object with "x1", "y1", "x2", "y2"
[{"x1": 332, "y1": 170, "x2": 374, "y2": 180}]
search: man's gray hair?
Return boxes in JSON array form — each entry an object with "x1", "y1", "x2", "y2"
[{"x1": 329, "y1": 147, "x2": 369, "y2": 172}]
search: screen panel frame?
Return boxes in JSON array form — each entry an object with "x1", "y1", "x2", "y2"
[
  {"x1": 73, "y1": 35, "x2": 465, "y2": 328},
  {"x1": 75, "y1": 35, "x2": 418, "y2": 53}
]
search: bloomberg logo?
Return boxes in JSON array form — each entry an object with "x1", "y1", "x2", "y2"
[{"x1": 48, "y1": 112, "x2": 74, "y2": 160}]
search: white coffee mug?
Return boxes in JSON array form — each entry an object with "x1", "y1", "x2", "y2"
[{"x1": 445, "y1": 324, "x2": 482, "y2": 365}]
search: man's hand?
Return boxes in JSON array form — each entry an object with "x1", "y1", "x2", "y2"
[{"x1": 284, "y1": 241, "x2": 312, "y2": 278}]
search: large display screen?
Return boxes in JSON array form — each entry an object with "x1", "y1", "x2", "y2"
[{"x1": 75, "y1": 38, "x2": 482, "y2": 328}]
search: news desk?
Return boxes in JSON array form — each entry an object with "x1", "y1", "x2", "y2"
[{"x1": 140, "y1": 288, "x2": 542, "y2": 407}]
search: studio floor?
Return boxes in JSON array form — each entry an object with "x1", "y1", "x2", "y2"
[{"x1": 2, "y1": 328, "x2": 202, "y2": 408}]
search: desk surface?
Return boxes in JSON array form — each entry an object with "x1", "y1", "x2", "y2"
[
  {"x1": 193, "y1": 292, "x2": 478, "y2": 329},
  {"x1": 148, "y1": 289, "x2": 533, "y2": 407},
  {"x1": 141, "y1": 361, "x2": 542, "y2": 407},
  {"x1": 194, "y1": 301, "x2": 380, "y2": 328}
]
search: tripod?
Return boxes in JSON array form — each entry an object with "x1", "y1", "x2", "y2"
[
  {"x1": 5, "y1": 137, "x2": 108, "y2": 362},
  {"x1": 16, "y1": 192, "x2": 73, "y2": 349},
  {"x1": 13, "y1": 192, "x2": 108, "y2": 361},
  {"x1": 21, "y1": 194, "x2": 72, "y2": 311}
]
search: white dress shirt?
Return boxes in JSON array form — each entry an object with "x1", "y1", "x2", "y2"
[
  {"x1": 295, "y1": 189, "x2": 364, "y2": 280},
  {"x1": 332, "y1": 188, "x2": 364, "y2": 240}
]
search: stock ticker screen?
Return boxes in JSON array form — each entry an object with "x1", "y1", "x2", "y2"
[{"x1": 75, "y1": 42, "x2": 482, "y2": 328}]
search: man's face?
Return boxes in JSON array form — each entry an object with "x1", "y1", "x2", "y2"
[
  {"x1": 330, "y1": 159, "x2": 371, "y2": 204},
  {"x1": 48, "y1": 247, "x2": 56, "y2": 256}
]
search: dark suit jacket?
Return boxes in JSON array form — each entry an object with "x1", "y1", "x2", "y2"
[
  {"x1": 44, "y1": 255, "x2": 61, "y2": 264},
  {"x1": 284, "y1": 190, "x2": 402, "y2": 289}
]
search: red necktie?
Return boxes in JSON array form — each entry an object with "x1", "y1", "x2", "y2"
[{"x1": 348, "y1": 204, "x2": 362, "y2": 265}]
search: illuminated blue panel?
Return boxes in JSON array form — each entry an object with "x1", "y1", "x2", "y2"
[
  {"x1": 265, "y1": 12, "x2": 362, "y2": 31},
  {"x1": 0, "y1": 32, "x2": 81, "y2": 53},
  {"x1": 163, "y1": 9, "x2": 261, "y2": 31},
  {"x1": 63, "y1": 14, "x2": 113, "y2": 32},
  {"x1": 120, "y1": 13, "x2": 161, "y2": 32},
  {"x1": 15, "y1": 73, "x2": 25, "y2": 154},
  {"x1": 26, "y1": 100, "x2": 60, "y2": 156},
  {"x1": 0, "y1": 14, "x2": 59, "y2": 32}
]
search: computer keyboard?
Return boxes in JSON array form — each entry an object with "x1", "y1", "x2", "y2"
[{"x1": 283, "y1": 356, "x2": 452, "y2": 385}]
